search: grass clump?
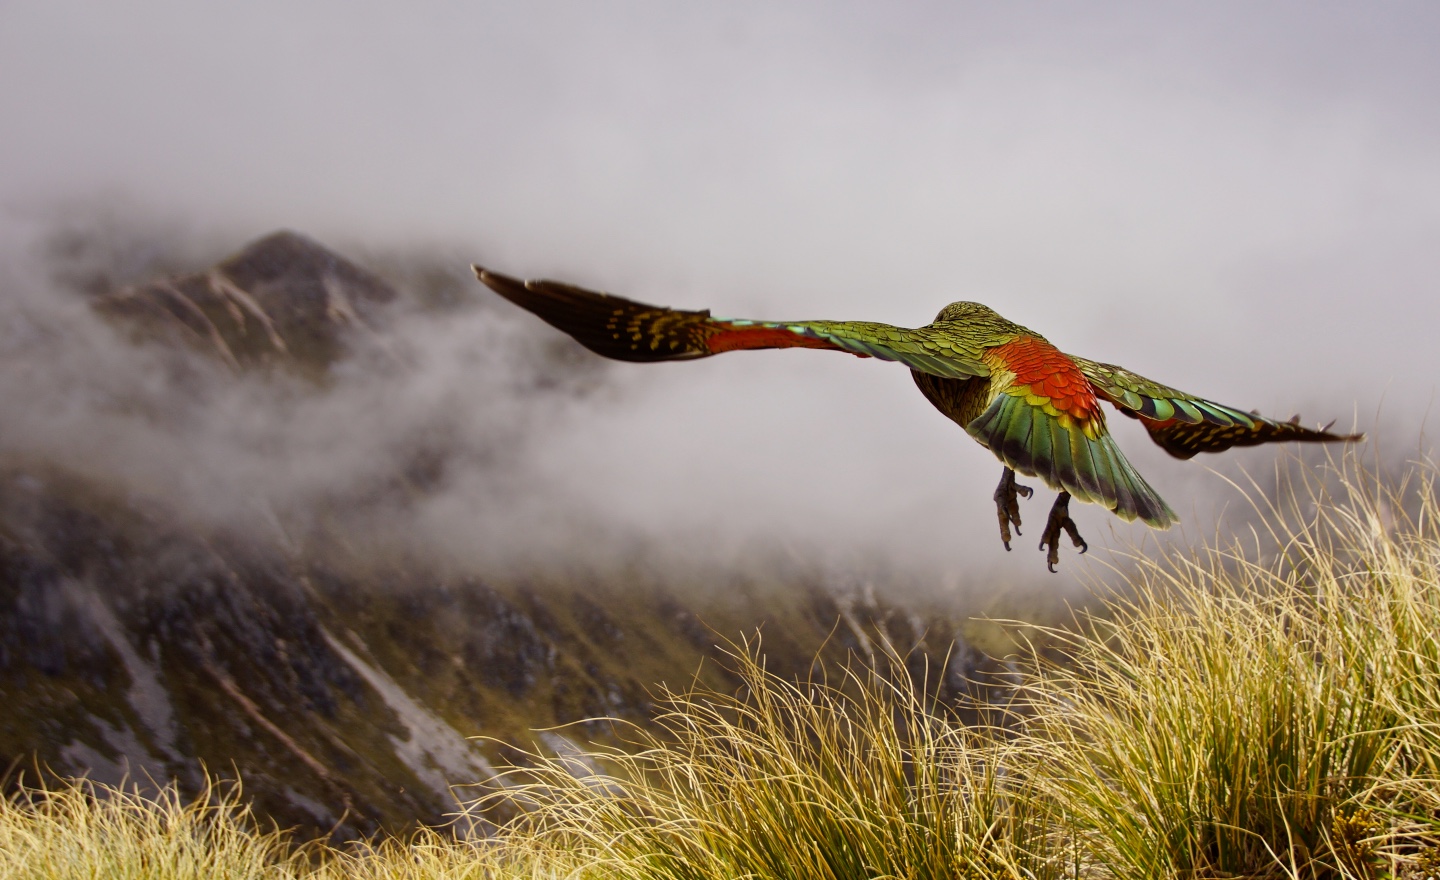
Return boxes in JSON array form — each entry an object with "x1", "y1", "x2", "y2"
[
  {"x1": 1015, "y1": 453, "x2": 1440, "y2": 878},
  {"x1": 476, "y1": 644, "x2": 1060, "y2": 880},
  {"x1": 0, "y1": 774, "x2": 302, "y2": 880}
]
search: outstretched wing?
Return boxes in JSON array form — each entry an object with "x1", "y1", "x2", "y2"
[
  {"x1": 474, "y1": 267, "x2": 989, "y2": 379},
  {"x1": 1069, "y1": 355, "x2": 1363, "y2": 460}
]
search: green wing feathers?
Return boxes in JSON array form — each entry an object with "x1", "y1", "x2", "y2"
[
  {"x1": 1069, "y1": 356, "x2": 1260, "y2": 426},
  {"x1": 792, "y1": 321, "x2": 988, "y2": 377},
  {"x1": 966, "y1": 393, "x2": 1178, "y2": 527},
  {"x1": 1070, "y1": 355, "x2": 1363, "y2": 460},
  {"x1": 473, "y1": 267, "x2": 989, "y2": 378}
]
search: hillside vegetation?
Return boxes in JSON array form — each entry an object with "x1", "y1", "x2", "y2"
[{"x1": 6, "y1": 452, "x2": 1440, "y2": 879}]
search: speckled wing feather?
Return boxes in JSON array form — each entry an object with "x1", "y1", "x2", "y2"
[
  {"x1": 474, "y1": 267, "x2": 990, "y2": 379},
  {"x1": 1070, "y1": 355, "x2": 1363, "y2": 460},
  {"x1": 476, "y1": 268, "x2": 719, "y2": 361}
]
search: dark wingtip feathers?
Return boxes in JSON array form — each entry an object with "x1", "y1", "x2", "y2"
[
  {"x1": 472, "y1": 265, "x2": 530, "y2": 305},
  {"x1": 1146, "y1": 413, "x2": 1366, "y2": 460},
  {"x1": 472, "y1": 265, "x2": 720, "y2": 362}
]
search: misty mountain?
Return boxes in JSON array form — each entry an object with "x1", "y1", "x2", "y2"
[{"x1": 0, "y1": 231, "x2": 997, "y2": 840}]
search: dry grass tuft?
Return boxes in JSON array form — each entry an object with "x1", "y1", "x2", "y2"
[
  {"x1": 472, "y1": 641, "x2": 1061, "y2": 880},
  {"x1": 1014, "y1": 450, "x2": 1440, "y2": 878},
  {"x1": 0, "y1": 774, "x2": 301, "y2": 880}
]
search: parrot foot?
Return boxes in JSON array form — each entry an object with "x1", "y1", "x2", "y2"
[
  {"x1": 992, "y1": 467, "x2": 1033, "y2": 551},
  {"x1": 1039, "y1": 492, "x2": 1087, "y2": 573}
]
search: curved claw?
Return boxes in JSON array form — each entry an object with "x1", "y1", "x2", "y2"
[
  {"x1": 1039, "y1": 492, "x2": 1087, "y2": 572},
  {"x1": 992, "y1": 467, "x2": 1032, "y2": 551}
]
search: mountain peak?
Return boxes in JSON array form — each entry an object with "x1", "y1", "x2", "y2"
[{"x1": 96, "y1": 230, "x2": 398, "y2": 378}]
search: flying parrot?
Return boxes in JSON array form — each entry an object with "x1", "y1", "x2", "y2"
[{"x1": 473, "y1": 266, "x2": 1362, "y2": 570}]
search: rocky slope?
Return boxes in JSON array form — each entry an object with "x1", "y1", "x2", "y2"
[{"x1": 0, "y1": 232, "x2": 999, "y2": 841}]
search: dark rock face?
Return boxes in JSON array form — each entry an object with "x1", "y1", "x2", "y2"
[
  {"x1": 94, "y1": 230, "x2": 396, "y2": 378},
  {"x1": 0, "y1": 231, "x2": 991, "y2": 841}
]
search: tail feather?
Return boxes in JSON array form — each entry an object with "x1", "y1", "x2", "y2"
[
  {"x1": 968, "y1": 394, "x2": 1177, "y2": 527},
  {"x1": 1068, "y1": 424, "x2": 1106, "y2": 502},
  {"x1": 1027, "y1": 405, "x2": 1056, "y2": 486},
  {"x1": 999, "y1": 403, "x2": 1035, "y2": 466},
  {"x1": 1106, "y1": 446, "x2": 1144, "y2": 521}
]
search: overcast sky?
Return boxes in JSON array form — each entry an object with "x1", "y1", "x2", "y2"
[{"x1": 2, "y1": 2, "x2": 1437, "y2": 592}]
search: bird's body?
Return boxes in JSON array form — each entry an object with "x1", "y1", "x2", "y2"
[{"x1": 474, "y1": 266, "x2": 1361, "y2": 569}]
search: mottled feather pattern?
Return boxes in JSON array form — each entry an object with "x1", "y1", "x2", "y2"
[
  {"x1": 474, "y1": 269, "x2": 718, "y2": 361},
  {"x1": 1143, "y1": 415, "x2": 1361, "y2": 460}
]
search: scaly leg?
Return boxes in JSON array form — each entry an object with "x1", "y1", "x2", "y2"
[
  {"x1": 992, "y1": 467, "x2": 1033, "y2": 551},
  {"x1": 1039, "y1": 491, "x2": 1088, "y2": 572}
]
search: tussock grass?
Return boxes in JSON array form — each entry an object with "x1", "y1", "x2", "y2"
[
  {"x1": 471, "y1": 644, "x2": 1061, "y2": 880},
  {"x1": 4, "y1": 452, "x2": 1440, "y2": 879},
  {"x1": 0, "y1": 774, "x2": 302, "y2": 879},
  {"x1": 1016, "y1": 452, "x2": 1440, "y2": 879}
]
